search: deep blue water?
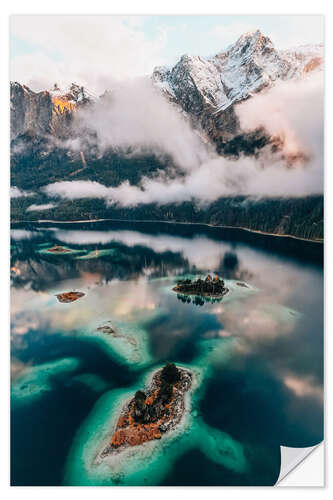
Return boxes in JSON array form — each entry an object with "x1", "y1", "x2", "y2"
[{"x1": 10, "y1": 221, "x2": 323, "y2": 486}]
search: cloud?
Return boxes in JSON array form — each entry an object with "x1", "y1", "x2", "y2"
[
  {"x1": 41, "y1": 68, "x2": 323, "y2": 208},
  {"x1": 26, "y1": 203, "x2": 57, "y2": 212},
  {"x1": 284, "y1": 375, "x2": 323, "y2": 400},
  {"x1": 53, "y1": 228, "x2": 232, "y2": 270},
  {"x1": 12, "y1": 23, "x2": 323, "y2": 208},
  {"x1": 10, "y1": 16, "x2": 168, "y2": 93},
  {"x1": 10, "y1": 186, "x2": 34, "y2": 198},
  {"x1": 236, "y1": 71, "x2": 324, "y2": 169},
  {"x1": 41, "y1": 68, "x2": 321, "y2": 206},
  {"x1": 73, "y1": 77, "x2": 210, "y2": 170},
  {"x1": 10, "y1": 229, "x2": 38, "y2": 240},
  {"x1": 44, "y1": 149, "x2": 323, "y2": 208}
]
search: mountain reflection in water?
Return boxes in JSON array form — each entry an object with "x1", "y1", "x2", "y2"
[{"x1": 10, "y1": 221, "x2": 323, "y2": 486}]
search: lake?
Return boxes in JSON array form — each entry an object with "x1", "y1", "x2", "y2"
[{"x1": 10, "y1": 221, "x2": 323, "y2": 486}]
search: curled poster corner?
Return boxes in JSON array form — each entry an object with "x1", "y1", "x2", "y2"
[{"x1": 277, "y1": 443, "x2": 324, "y2": 485}]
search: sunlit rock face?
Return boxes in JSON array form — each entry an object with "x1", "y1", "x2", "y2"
[
  {"x1": 10, "y1": 82, "x2": 94, "y2": 140},
  {"x1": 10, "y1": 82, "x2": 53, "y2": 139}
]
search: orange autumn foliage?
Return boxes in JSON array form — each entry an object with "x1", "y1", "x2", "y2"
[{"x1": 110, "y1": 385, "x2": 175, "y2": 449}]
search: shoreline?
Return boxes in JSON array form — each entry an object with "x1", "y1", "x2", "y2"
[
  {"x1": 172, "y1": 286, "x2": 229, "y2": 299},
  {"x1": 10, "y1": 217, "x2": 323, "y2": 244}
]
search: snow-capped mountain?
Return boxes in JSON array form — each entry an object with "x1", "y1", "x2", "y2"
[
  {"x1": 152, "y1": 30, "x2": 323, "y2": 114},
  {"x1": 151, "y1": 30, "x2": 323, "y2": 150}
]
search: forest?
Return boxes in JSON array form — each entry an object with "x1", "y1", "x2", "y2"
[{"x1": 11, "y1": 133, "x2": 323, "y2": 241}]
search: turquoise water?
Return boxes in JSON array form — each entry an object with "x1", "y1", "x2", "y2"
[{"x1": 10, "y1": 221, "x2": 323, "y2": 485}]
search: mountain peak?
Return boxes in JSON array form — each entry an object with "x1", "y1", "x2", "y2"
[
  {"x1": 240, "y1": 28, "x2": 263, "y2": 39},
  {"x1": 152, "y1": 30, "x2": 322, "y2": 118},
  {"x1": 226, "y1": 29, "x2": 275, "y2": 58},
  {"x1": 177, "y1": 54, "x2": 204, "y2": 66}
]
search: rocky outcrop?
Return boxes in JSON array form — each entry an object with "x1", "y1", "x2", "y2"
[
  {"x1": 101, "y1": 363, "x2": 192, "y2": 457},
  {"x1": 10, "y1": 82, "x2": 94, "y2": 141},
  {"x1": 55, "y1": 291, "x2": 85, "y2": 303},
  {"x1": 10, "y1": 82, "x2": 53, "y2": 139},
  {"x1": 96, "y1": 322, "x2": 137, "y2": 346}
]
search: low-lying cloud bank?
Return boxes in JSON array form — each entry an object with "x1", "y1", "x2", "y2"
[
  {"x1": 26, "y1": 203, "x2": 57, "y2": 212},
  {"x1": 45, "y1": 71, "x2": 323, "y2": 207},
  {"x1": 73, "y1": 78, "x2": 211, "y2": 171},
  {"x1": 11, "y1": 187, "x2": 34, "y2": 198},
  {"x1": 44, "y1": 152, "x2": 323, "y2": 207},
  {"x1": 236, "y1": 71, "x2": 324, "y2": 170}
]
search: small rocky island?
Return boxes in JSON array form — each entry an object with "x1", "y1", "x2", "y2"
[
  {"x1": 101, "y1": 363, "x2": 192, "y2": 457},
  {"x1": 47, "y1": 245, "x2": 71, "y2": 253},
  {"x1": 173, "y1": 275, "x2": 228, "y2": 298},
  {"x1": 55, "y1": 291, "x2": 85, "y2": 303}
]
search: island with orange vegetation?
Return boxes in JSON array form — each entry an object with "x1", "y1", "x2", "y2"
[
  {"x1": 47, "y1": 245, "x2": 71, "y2": 253},
  {"x1": 55, "y1": 291, "x2": 85, "y2": 303},
  {"x1": 173, "y1": 275, "x2": 228, "y2": 298},
  {"x1": 100, "y1": 363, "x2": 192, "y2": 458}
]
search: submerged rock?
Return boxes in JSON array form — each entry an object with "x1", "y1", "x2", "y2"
[
  {"x1": 55, "y1": 291, "x2": 85, "y2": 303},
  {"x1": 96, "y1": 322, "x2": 137, "y2": 346},
  {"x1": 236, "y1": 282, "x2": 249, "y2": 288},
  {"x1": 97, "y1": 324, "x2": 115, "y2": 335},
  {"x1": 101, "y1": 363, "x2": 192, "y2": 457}
]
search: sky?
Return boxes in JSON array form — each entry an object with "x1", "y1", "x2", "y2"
[{"x1": 10, "y1": 15, "x2": 324, "y2": 93}]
